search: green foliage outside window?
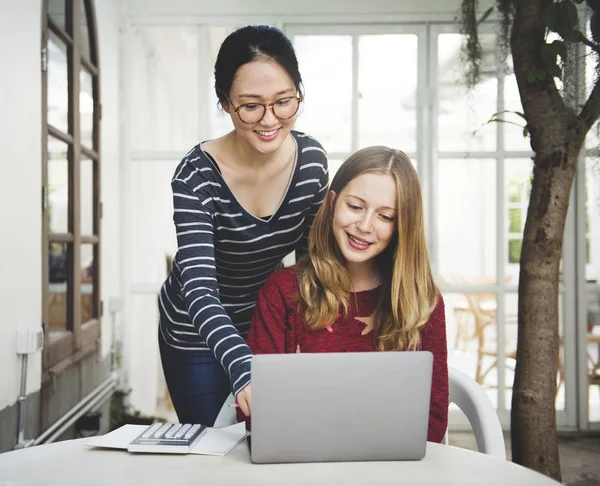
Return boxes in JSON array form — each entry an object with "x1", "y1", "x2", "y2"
[
  {"x1": 508, "y1": 238, "x2": 522, "y2": 264},
  {"x1": 508, "y1": 208, "x2": 522, "y2": 233},
  {"x1": 507, "y1": 180, "x2": 522, "y2": 203}
]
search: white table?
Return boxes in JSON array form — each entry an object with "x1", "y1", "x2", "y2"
[{"x1": 0, "y1": 438, "x2": 561, "y2": 485}]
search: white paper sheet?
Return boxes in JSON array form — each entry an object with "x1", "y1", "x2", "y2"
[
  {"x1": 189, "y1": 422, "x2": 246, "y2": 456},
  {"x1": 85, "y1": 422, "x2": 246, "y2": 456},
  {"x1": 86, "y1": 424, "x2": 145, "y2": 449}
]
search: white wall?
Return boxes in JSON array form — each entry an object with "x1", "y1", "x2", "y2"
[
  {"x1": 0, "y1": 0, "x2": 122, "y2": 413},
  {"x1": 96, "y1": 0, "x2": 123, "y2": 359},
  {"x1": 0, "y1": 0, "x2": 43, "y2": 410}
]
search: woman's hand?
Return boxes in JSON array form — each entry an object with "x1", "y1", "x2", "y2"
[{"x1": 236, "y1": 383, "x2": 252, "y2": 416}]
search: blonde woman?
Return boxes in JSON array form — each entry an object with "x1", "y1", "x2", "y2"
[{"x1": 241, "y1": 146, "x2": 448, "y2": 443}]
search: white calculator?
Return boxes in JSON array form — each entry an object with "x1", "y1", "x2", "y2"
[{"x1": 127, "y1": 423, "x2": 207, "y2": 454}]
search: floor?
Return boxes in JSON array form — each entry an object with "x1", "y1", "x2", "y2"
[{"x1": 449, "y1": 431, "x2": 600, "y2": 486}]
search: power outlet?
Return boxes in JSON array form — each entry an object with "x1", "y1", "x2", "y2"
[{"x1": 16, "y1": 329, "x2": 44, "y2": 354}]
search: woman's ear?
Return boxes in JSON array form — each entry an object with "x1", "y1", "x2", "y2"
[{"x1": 328, "y1": 190, "x2": 337, "y2": 211}]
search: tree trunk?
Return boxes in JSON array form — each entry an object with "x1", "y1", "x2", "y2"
[
  {"x1": 509, "y1": 0, "x2": 589, "y2": 481},
  {"x1": 510, "y1": 149, "x2": 575, "y2": 482}
]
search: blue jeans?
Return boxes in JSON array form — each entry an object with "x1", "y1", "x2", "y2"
[{"x1": 158, "y1": 330, "x2": 230, "y2": 426}]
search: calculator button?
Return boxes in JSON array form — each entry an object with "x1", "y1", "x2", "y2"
[
  {"x1": 184, "y1": 424, "x2": 200, "y2": 440},
  {"x1": 165, "y1": 424, "x2": 181, "y2": 438},
  {"x1": 141, "y1": 423, "x2": 161, "y2": 438}
]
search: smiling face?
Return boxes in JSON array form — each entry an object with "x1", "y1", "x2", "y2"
[
  {"x1": 330, "y1": 172, "x2": 398, "y2": 272},
  {"x1": 224, "y1": 58, "x2": 298, "y2": 154}
]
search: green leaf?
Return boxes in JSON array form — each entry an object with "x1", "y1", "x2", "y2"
[
  {"x1": 526, "y1": 68, "x2": 548, "y2": 83},
  {"x1": 471, "y1": 110, "x2": 530, "y2": 138},
  {"x1": 551, "y1": 40, "x2": 566, "y2": 60},
  {"x1": 478, "y1": 6, "x2": 494, "y2": 25},
  {"x1": 563, "y1": 28, "x2": 586, "y2": 43},
  {"x1": 547, "y1": 63, "x2": 562, "y2": 78},
  {"x1": 563, "y1": 1, "x2": 579, "y2": 31},
  {"x1": 545, "y1": 1, "x2": 579, "y2": 37},
  {"x1": 541, "y1": 43, "x2": 563, "y2": 78}
]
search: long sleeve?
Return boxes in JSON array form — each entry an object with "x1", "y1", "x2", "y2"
[
  {"x1": 295, "y1": 144, "x2": 329, "y2": 259},
  {"x1": 246, "y1": 270, "x2": 293, "y2": 354},
  {"x1": 420, "y1": 295, "x2": 449, "y2": 443},
  {"x1": 170, "y1": 178, "x2": 252, "y2": 397}
]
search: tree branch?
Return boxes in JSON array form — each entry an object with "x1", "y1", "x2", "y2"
[
  {"x1": 579, "y1": 76, "x2": 600, "y2": 131},
  {"x1": 579, "y1": 35, "x2": 600, "y2": 57}
]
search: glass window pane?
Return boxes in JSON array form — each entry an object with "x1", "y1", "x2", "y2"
[
  {"x1": 81, "y1": 155, "x2": 94, "y2": 235},
  {"x1": 358, "y1": 34, "x2": 418, "y2": 152},
  {"x1": 586, "y1": 158, "x2": 600, "y2": 281},
  {"x1": 328, "y1": 158, "x2": 345, "y2": 184},
  {"x1": 130, "y1": 26, "x2": 201, "y2": 151},
  {"x1": 48, "y1": 0, "x2": 66, "y2": 30},
  {"x1": 585, "y1": 22, "x2": 599, "y2": 149},
  {"x1": 586, "y1": 291, "x2": 600, "y2": 423},
  {"x1": 49, "y1": 242, "x2": 71, "y2": 332},
  {"x1": 508, "y1": 208, "x2": 521, "y2": 233},
  {"x1": 588, "y1": 122, "x2": 600, "y2": 151},
  {"x1": 80, "y1": 0, "x2": 91, "y2": 60},
  {"x1": 445, "y1": 291, "x2": 498, "y2": 409},
  {"x1": 293, "y1": 35, "x2": 352, "y2": 153},
  {"x1": 507, "y1": 239, "x2": 522, "y2": 264},
  {"x1": 502, "y1": 293, "x2": 519, "y2": 410},
  {"x1": 81, "y1": 243, "x2": 96, "y2": 323},
  {"x1": 48, "y1": 137, "x2": 70, "y2": 234},
  {"x1": 47, "y1": 31, "x2": 69, "y2": 133},
  {"x1": 437, "y1": 33, "x2": 497, "y2": 152},
  {"x1": 503, "y1": 61, "x2": 531, "y2": 152},
  {"x1": 505, "y1": 158, "x2": 533, "y2": 285},
  {"x1": 80, "y1": 67, "x2": 94, "y2": 148},
  {"x1": 437, "y1": 158, "x2": 497, "y2": 282}
]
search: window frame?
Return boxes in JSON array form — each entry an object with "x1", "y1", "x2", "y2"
[{"x1": 41, "y1": 0, "x2": 102, "y2": 375}]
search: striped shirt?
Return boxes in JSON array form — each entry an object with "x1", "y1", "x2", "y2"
[{"x1": 158, "y1": 131, "x2": 329, "y2": 397}]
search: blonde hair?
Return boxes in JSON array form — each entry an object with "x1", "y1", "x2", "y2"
[{"x1": 297, "y1": 146, "x2": 438, "y2": 351}]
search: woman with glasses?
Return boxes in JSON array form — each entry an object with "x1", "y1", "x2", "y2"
[{"x1": 158, "y1": 25, "x2": 328, "y2": 426}]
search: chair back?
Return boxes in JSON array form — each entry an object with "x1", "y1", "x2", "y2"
[{"x1": 449, "y1": 366, "x2": 506, "y2": 459}]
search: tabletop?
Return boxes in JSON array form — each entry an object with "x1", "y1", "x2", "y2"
[{"x1": 0, "y1": 437, "x2": 562, "y2": 486}]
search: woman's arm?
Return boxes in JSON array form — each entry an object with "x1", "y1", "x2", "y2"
[
  {"x1": 420, "y1": 295, "x2": 449, "y2": 443},
  {"x1": 170, "y1": 177, "x2": 252, "y2": 399}
]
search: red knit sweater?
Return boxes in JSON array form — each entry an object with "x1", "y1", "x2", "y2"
[{"x1": 241, "y1": 266, "x2": 449, "y2": 443}]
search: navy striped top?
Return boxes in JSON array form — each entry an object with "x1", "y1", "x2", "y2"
[{"x1": 158, "y1": 131, "x2": 329, "y2": 397}]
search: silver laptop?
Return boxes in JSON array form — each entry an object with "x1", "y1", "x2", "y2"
[{"x1": 250, "y1": 351, "x2": 433, "y2": 464}]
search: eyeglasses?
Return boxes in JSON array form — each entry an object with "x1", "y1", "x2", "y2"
[{"x1": 221, "y1": 92, "x2": 303, "y2": 124}]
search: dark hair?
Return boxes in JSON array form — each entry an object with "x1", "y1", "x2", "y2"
[{"x1": 214, "y1": 25, "x2": 303, "y2": 105}]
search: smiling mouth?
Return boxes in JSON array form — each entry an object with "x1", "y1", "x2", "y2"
[
  {"x1": 255, "y1": 128, "x2": 280, "y2": 137},
  {"x1": 347, "y1": 233, "x2": 372, "y2": 250}
]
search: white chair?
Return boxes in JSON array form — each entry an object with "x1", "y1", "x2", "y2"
[
  {"x1": 213, "y1": 366, "x2": 506, "y2": 460},
  {"x1": 448, "y1": 365, "x2": 506, "y2": 459}
]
